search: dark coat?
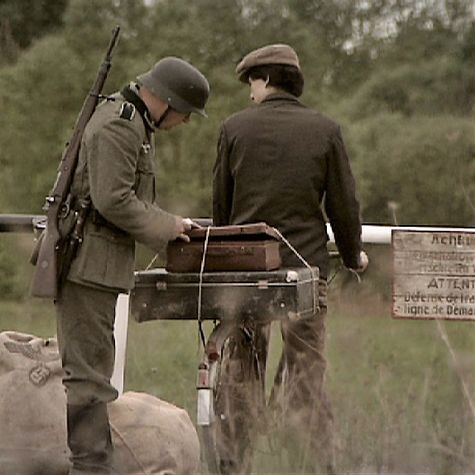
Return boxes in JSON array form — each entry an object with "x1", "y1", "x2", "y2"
[{"x1": 213, "y1": 92, "x2": 362, "y2": 278}]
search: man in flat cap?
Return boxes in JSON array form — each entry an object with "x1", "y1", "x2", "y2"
[
  {"x1": 213, "y1": 44, "x2": 368, "y2": 474},
  {"x1": 56, "y1": 57, "x2": 209, "y2": 474}
]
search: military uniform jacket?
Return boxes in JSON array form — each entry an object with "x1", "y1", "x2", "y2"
[
  {"x1": 213, "y1": 92, "x2": 362, "y2": 278},
  {"x1": 66, "y1": 91, "x2": 177, "y2": 292}
]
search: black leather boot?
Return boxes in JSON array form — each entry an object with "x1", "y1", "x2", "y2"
[{"x1": 67, "y1": 402, "x2": 113, "y2": 474}]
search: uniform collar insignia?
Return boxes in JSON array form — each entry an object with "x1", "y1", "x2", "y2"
[{"x1": 121, "y1": 82, "x2": 155, "y2": 133}]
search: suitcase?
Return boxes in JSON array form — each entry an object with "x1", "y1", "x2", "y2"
[
  {"x1": 131, "y1": 267, "x2": 319, "y2": 323},
  {"x1": 166, "y1": 222, "x2": 282, "y2": 273}
]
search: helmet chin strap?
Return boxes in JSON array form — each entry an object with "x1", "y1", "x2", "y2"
[{"x1": 153, "y1": 105, "x2": 171, "y2": 129}]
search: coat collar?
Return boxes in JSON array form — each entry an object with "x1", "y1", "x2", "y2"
[{"x1": 261, "y1": 91, "x2": 301, "y2": 104}]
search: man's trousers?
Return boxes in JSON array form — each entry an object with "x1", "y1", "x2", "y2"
[{"x1": 56, "y1": 280, "x2": 119, "y2": 474}]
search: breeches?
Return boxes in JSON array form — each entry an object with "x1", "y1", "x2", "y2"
[
  {"x1": 55, "y1": 280, "x2": 119, "y2": 473},
  {"x1": 55, "y1": 280, "x2": 119, "y2": 406}
]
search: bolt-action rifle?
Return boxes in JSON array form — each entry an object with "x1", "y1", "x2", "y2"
[{"x1": 30, "y1": 26, "x2": 121, "y2": 299}]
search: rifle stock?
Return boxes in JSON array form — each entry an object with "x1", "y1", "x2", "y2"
[{"x1": 30, "y1": 26, "x2": 121, "y2": 299}]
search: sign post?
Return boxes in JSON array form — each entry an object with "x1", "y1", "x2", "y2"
[
  {"x1": 393, "y1": 230, "x2": 475, "y2": 320},
  {"x1": 111, "y1": 293, "x2": 130, "y2": 394}
]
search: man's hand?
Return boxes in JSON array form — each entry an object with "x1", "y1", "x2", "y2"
[
  {"x1": 175, "y1": 217, "x2": 202, "y2": 242},
  {"x1": 355, "y1": 250, "x2": 369, "y2": 273}
]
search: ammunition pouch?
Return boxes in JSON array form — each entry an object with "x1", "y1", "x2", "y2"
[
  {"x1": 58, "y1": 208, "x2": 78, "y2": 240},
  {"x1": 57, "y1": 200, "x2": 90, "y2": 286}
]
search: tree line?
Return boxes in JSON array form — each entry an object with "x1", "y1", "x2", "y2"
[{"x1": 0, "y1": 0, "x2": 474, "y2": 295}]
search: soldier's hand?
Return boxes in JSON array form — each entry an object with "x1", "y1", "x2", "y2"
[
  {"x1": 183, "y1": 217, "x2": 202, "y2": 230},
  {"x1": 175, "y1": 217, "x2": 201, "y2": 242}
]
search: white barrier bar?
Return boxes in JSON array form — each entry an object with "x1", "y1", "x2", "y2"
[
  {"x1": 111, "y1": 293, "x2": 130, "y2": 395},
  {"x1": 327, "y1": 224, "x2": 475, "y2": 245}
]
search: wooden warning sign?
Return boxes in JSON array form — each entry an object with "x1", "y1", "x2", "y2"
[{"x1": 392, "y1": 229, "x2": 475, "y2": 320}]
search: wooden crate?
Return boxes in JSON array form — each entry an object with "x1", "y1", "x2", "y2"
[
  {"x1": 166, "y1": 222, "x2": 282, "y2": 273},
  {"x1": 167, "y1": 239, "x2": 281, "y2": 272}
]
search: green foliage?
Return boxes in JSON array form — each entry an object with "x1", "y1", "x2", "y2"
[
  {"x1": 0, "y1": 0, "x2": 68, "y2": 64},
  {"x1": 347, "y1": 114, "x2": 475, "y2": 225},
  {"x1": 0, "y1": 240, "x2": 20, "y2": 299},
  {"x1": 1, "y1": 0, "x2": 473, "y2": 219},
  {"x1": 343, "y1": 56, "x2": 475, "y2": 118},
  {"x1": 0, "y1": 34, "x2": 90, "y2": 213}
]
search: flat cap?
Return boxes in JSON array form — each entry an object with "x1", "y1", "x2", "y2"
[{"x1": 235, "y1": 44, "x2": 301, "y2": 82}]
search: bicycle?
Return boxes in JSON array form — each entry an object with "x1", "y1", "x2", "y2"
[
  {"x1": 193, "y1": 249, "x2": 360, "y2": 474},
  {"x1": 131, "y1": 228, "x2": 361, "y2": 474},
  {"x1": 132, "y1": 263, "x2": 320, "y2": 474}
]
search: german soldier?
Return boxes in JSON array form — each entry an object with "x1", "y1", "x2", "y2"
[
  {"x1": 56, "y1": 57, "x2": 210, "y2": 474},
  {"x1": 213, "y1": 44, "x2": 368, "y2": 474}
]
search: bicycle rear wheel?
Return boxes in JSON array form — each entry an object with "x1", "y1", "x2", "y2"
[{"x1": 197, "y1": 321, "x2": 269, "y2": 474}]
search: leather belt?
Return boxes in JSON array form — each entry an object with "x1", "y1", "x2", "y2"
[{"x1": 90, "y1": 208, "x2": 127, "y2": 236}]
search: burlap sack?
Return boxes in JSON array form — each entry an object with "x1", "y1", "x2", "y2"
[
  {"x1": 0, "y1": 331, "x2": 200, "y2": 475},
  {"x1": 0, "y1": 330, "x2": 67, "y2": 475},
  {"x1": 109, "y1": 392, "x2": 201, "y2": 475}
]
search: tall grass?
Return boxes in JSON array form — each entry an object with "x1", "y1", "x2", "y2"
[{"x1": 1, "y1": 272, "x2": 475, "y2": 473}]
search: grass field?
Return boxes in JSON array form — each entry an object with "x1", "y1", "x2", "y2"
[{"x1": 1, "y1": 273, "x2": 475, "y2": 474}]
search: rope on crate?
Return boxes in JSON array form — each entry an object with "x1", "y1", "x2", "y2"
[
  {"x1": 197, "y1": 226, "x2": 212, "y2": 348},
  {"x1": 145, "y1": 253, "x2": 159, "y2": 271},
  {"x1": 271, "y1": 227, "x2": 318, "y2": 315}
]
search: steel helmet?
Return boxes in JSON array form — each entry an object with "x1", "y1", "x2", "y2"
[{"x1": 137, "y1": 57, "x2": 210, "y2": 117}]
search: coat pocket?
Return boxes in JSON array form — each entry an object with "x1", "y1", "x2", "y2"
[
  {"x1": 71, "y1": 231, "x2": 135, "y2": 290},
  {"x1": 135, "y1": 150, "x2": 156, "y2": 203},
  {"x1": 135, "y1": 167, "x2": 156, "y2": 203}
]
